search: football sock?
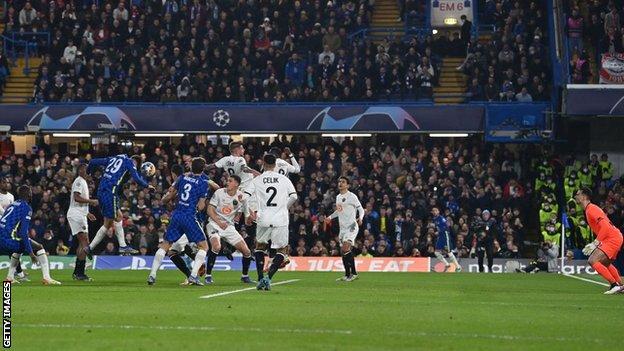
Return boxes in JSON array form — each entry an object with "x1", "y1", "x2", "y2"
[
  {"x1": 268, "y1": 253, "x2": 285, "y2": 279},
  {"x1": 183, "y1": 245, "x2": 196, "y2": 260},
  {"x1": 255, "y1": 250, "x2": 266, "y2": 280},
  {"x1": 149, "y1": 248, "x2": 166, "y2": 278},
  {"x1": 89, "y1": 226, "x2": 108, "y2": 250},
  {"x1": 7, "y1": 253, "x2": 20, "y2": 279},
  {"x1": 15, "y1": 260, "x2": 22, "y2": 274},
  {"x1": 435, "y1": 252, "x2": 449, "y2": 266},
  {"x1": 592, "y1": 261, "x2": 617, "y2": 284},
  {"x1": 206, "y1": 250, "x2": 218, "y2": 275},
  {"x1": 191, "y1": 249, "x2": 207, "y2": 277},
  {"x1": 242, "y1": 254, "x2": 252, "y2": 276},
  {"x1": 608, "y1": 264, "x2": 622, "y2": 285},
  {"x1": 36, "y1": 249, "x2": 51, "y2": 280},
  {"x1": 348, "y1": 251, "x2": 357, "y2": 275},
  {"x1": 114, "y1": 221, "x2": 126, "y2": 247},
  {"x1": 448, "y1": 252, "x2": 459, "y2": 267},
  {"x1": 342, "y1": 251, "x2": 351, "y2": 277},
  {"x1": 74, "y1": 258, "x2": 86, "y2": 276},
  {"x1": 170, "y1": 252, "x2": 190, "y2": 277}
]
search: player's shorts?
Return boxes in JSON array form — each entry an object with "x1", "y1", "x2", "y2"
[
  {"x1": 435, "y1": 232, "x2": 452, "y2": 251},
  {"x1": 256, "y1": 225, "x2": 288, "y2": 249},
  {"x1": 170, "y1": 234, "x2": 189, "y2": 253},
  {"x1": 339, "y1": 224, "x2": 358, "y2": 244},
  {"x1": 67, "y1": 213, "x2": 88, "y2": 235},
  {"x1": 597, "y1": 234, "x2": 623, "y2": 260},
  {"x1": 206, "y1": 222, "x2": 244, "y2": 246},
  {"x1": 98, "y1": 190, "x2": 120, "y2": 219},
  {"x1": 0, "y1": 236, "x2": 27, "y2": 255},
  {"x1": 165, "y1": 212, "x2": 206, "y2": 244}
]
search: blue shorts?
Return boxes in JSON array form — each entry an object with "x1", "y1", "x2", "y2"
[
  {"x1": 0, "y1": 237, "x2": 27, "y2": 255},
  {"x1": 165, "y1": 212, "x2": 206, "y2": 244},
  {"x1": 435, "y1": 232, "x2": 452, "y2": 251},
  {"x1": 98, "y1": 189, "x2": 120, "y2": 219}
]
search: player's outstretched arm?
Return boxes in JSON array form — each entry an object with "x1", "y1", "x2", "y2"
[
  {"x1": 242, "y1": 165, "x2": 261, "y2": 177},
  {"x1": 285, "y1": 148, "x2": 301, "y2": 173},
  {"x1": 127, "y1": 159, "x2": 150, "y2": 188}
]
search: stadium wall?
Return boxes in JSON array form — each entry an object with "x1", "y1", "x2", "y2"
[
  {"x1": 0, "y1": 256, "x2": 595, "y2": 274},
  {"x1": 0, "y1": 103, "x2": 549, "y2": 139}
]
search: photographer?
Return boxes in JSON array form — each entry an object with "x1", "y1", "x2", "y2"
[
  {"x1": 517, "y1": 240, "x2": 559, "y2": 273},
  {"x1": 470, "y1": 209, "x2": 497, "y2": 272}
]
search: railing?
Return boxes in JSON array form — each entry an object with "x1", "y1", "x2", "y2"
[
  {"x1": 0, "y1": 31, "x2": 49, "y2": 75},
  {"x1": 0, "y1": 34, "x2": 37, "y2": 75},
  {"x1": 548, "y1": 0, "x2": 568, "y2": 111},
  {"x1": 347, "y1": 26, "x2": 407, "y2": 43}
]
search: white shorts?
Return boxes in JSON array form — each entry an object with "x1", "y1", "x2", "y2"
[
  {"x1": 68, "y1": 214, "x2": 88, "y2": 235},
  {"x1": 170, "y1": 234, "x2": 189, "y2": 252},
  {"x1": 206, "y1": 222, "x2": 244, "y2": 246},
  {"x1": 339, "y1": 224, "x2": 358, "y2": 244},
  {"x1": 256, "y1": 225, "x2": 289, "y2": 249}
]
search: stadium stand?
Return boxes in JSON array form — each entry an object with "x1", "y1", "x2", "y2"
[
  {"x1": 564, "y1": 0, "x2": 623, "y2": 84},
  {"x1": 461, "y1": 0, "x2": 551, "y2": 102},
  {"x1": 0, "y1": 0, "x2": 552, "y2": 103}
]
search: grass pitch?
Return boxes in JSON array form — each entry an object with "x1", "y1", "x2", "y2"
[{"x1": 8, "y1": 270, "x2": 622, "y2": 351}]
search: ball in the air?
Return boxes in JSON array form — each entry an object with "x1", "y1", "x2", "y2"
[
  {"x1": 141, "y1": 161, "x2": 156, "y2": 177},
  {"x1": 213, "y1": 109, "x2": 230, "y2": 127}
]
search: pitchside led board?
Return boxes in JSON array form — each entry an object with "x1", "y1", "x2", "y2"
[{"x1": 430, "y1": 0, "x2": 474, "y2": 27}]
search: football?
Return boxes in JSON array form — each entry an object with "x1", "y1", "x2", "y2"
[
  {"x1": 213, "y1": 109, "x2": 230, "y2": 127},
  {"x1": 141, "y1": 161, "x2": 156, "y2": 177}
]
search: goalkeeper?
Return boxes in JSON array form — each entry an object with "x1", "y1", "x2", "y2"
[{"x1": 576, "y1": 187, "x2": 624, "y2": 294}]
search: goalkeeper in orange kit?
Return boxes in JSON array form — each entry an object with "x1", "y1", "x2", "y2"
[{"x1": 576, "y1": 187, "x2": 624, "y2": 294}]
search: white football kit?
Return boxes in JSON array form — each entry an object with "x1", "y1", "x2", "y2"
[
  {"x1": 247, "y1": 170, "x2": 297, "y2": 249},
  {"x1": 0, "y1": 191, "x2": 15, "y2": 216},
  {"x1": 214, "y1": 155, "x2": 254, "y2": 192},
  {"x1": 67, "y1": 176, "x2": 90, "y2": 235},
  {"x1": 274, "y1": 156, "x2": 300, "y2": 177},
  {"x1": 330, "y1": 191, "x2": 364, "y2": 244},
  {"x1": 206, "y1": 188, "x2": 246, "y2": 245}
]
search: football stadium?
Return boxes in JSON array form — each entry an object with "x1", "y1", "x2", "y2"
[{"x1": 0, "y1": 0, "x2": 623, "y2": 349}]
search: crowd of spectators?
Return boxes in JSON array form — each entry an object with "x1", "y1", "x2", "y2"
[
  {"x1": 565, "y1": 0, "x2": 623, "y2": 84},
  {"x1": 0, "y1": 135, "x2": 544, "y2": 259},
  {"x1": 1, "y1": 0, "x2": 553, "y2": 101},
  {"x1": 461, "y1": 0, "x2": 551, "y2": 102},
  {"x1": 4, "y1": 0, "x2": 444, "y2": 102}
]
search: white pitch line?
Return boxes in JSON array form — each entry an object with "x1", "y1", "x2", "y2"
[
  {"x1": 15, "y1": 323, "x2": 352, "y2": 335},
  {"x1": 14, "y1": 324, "x2": 605, "y2": 343},
  {"x1": 563, "y1": 274, "x2": 610, "y2": 287},
  {"x1": 199, "y1": 279, "x2": 300, "y2": 299}
]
